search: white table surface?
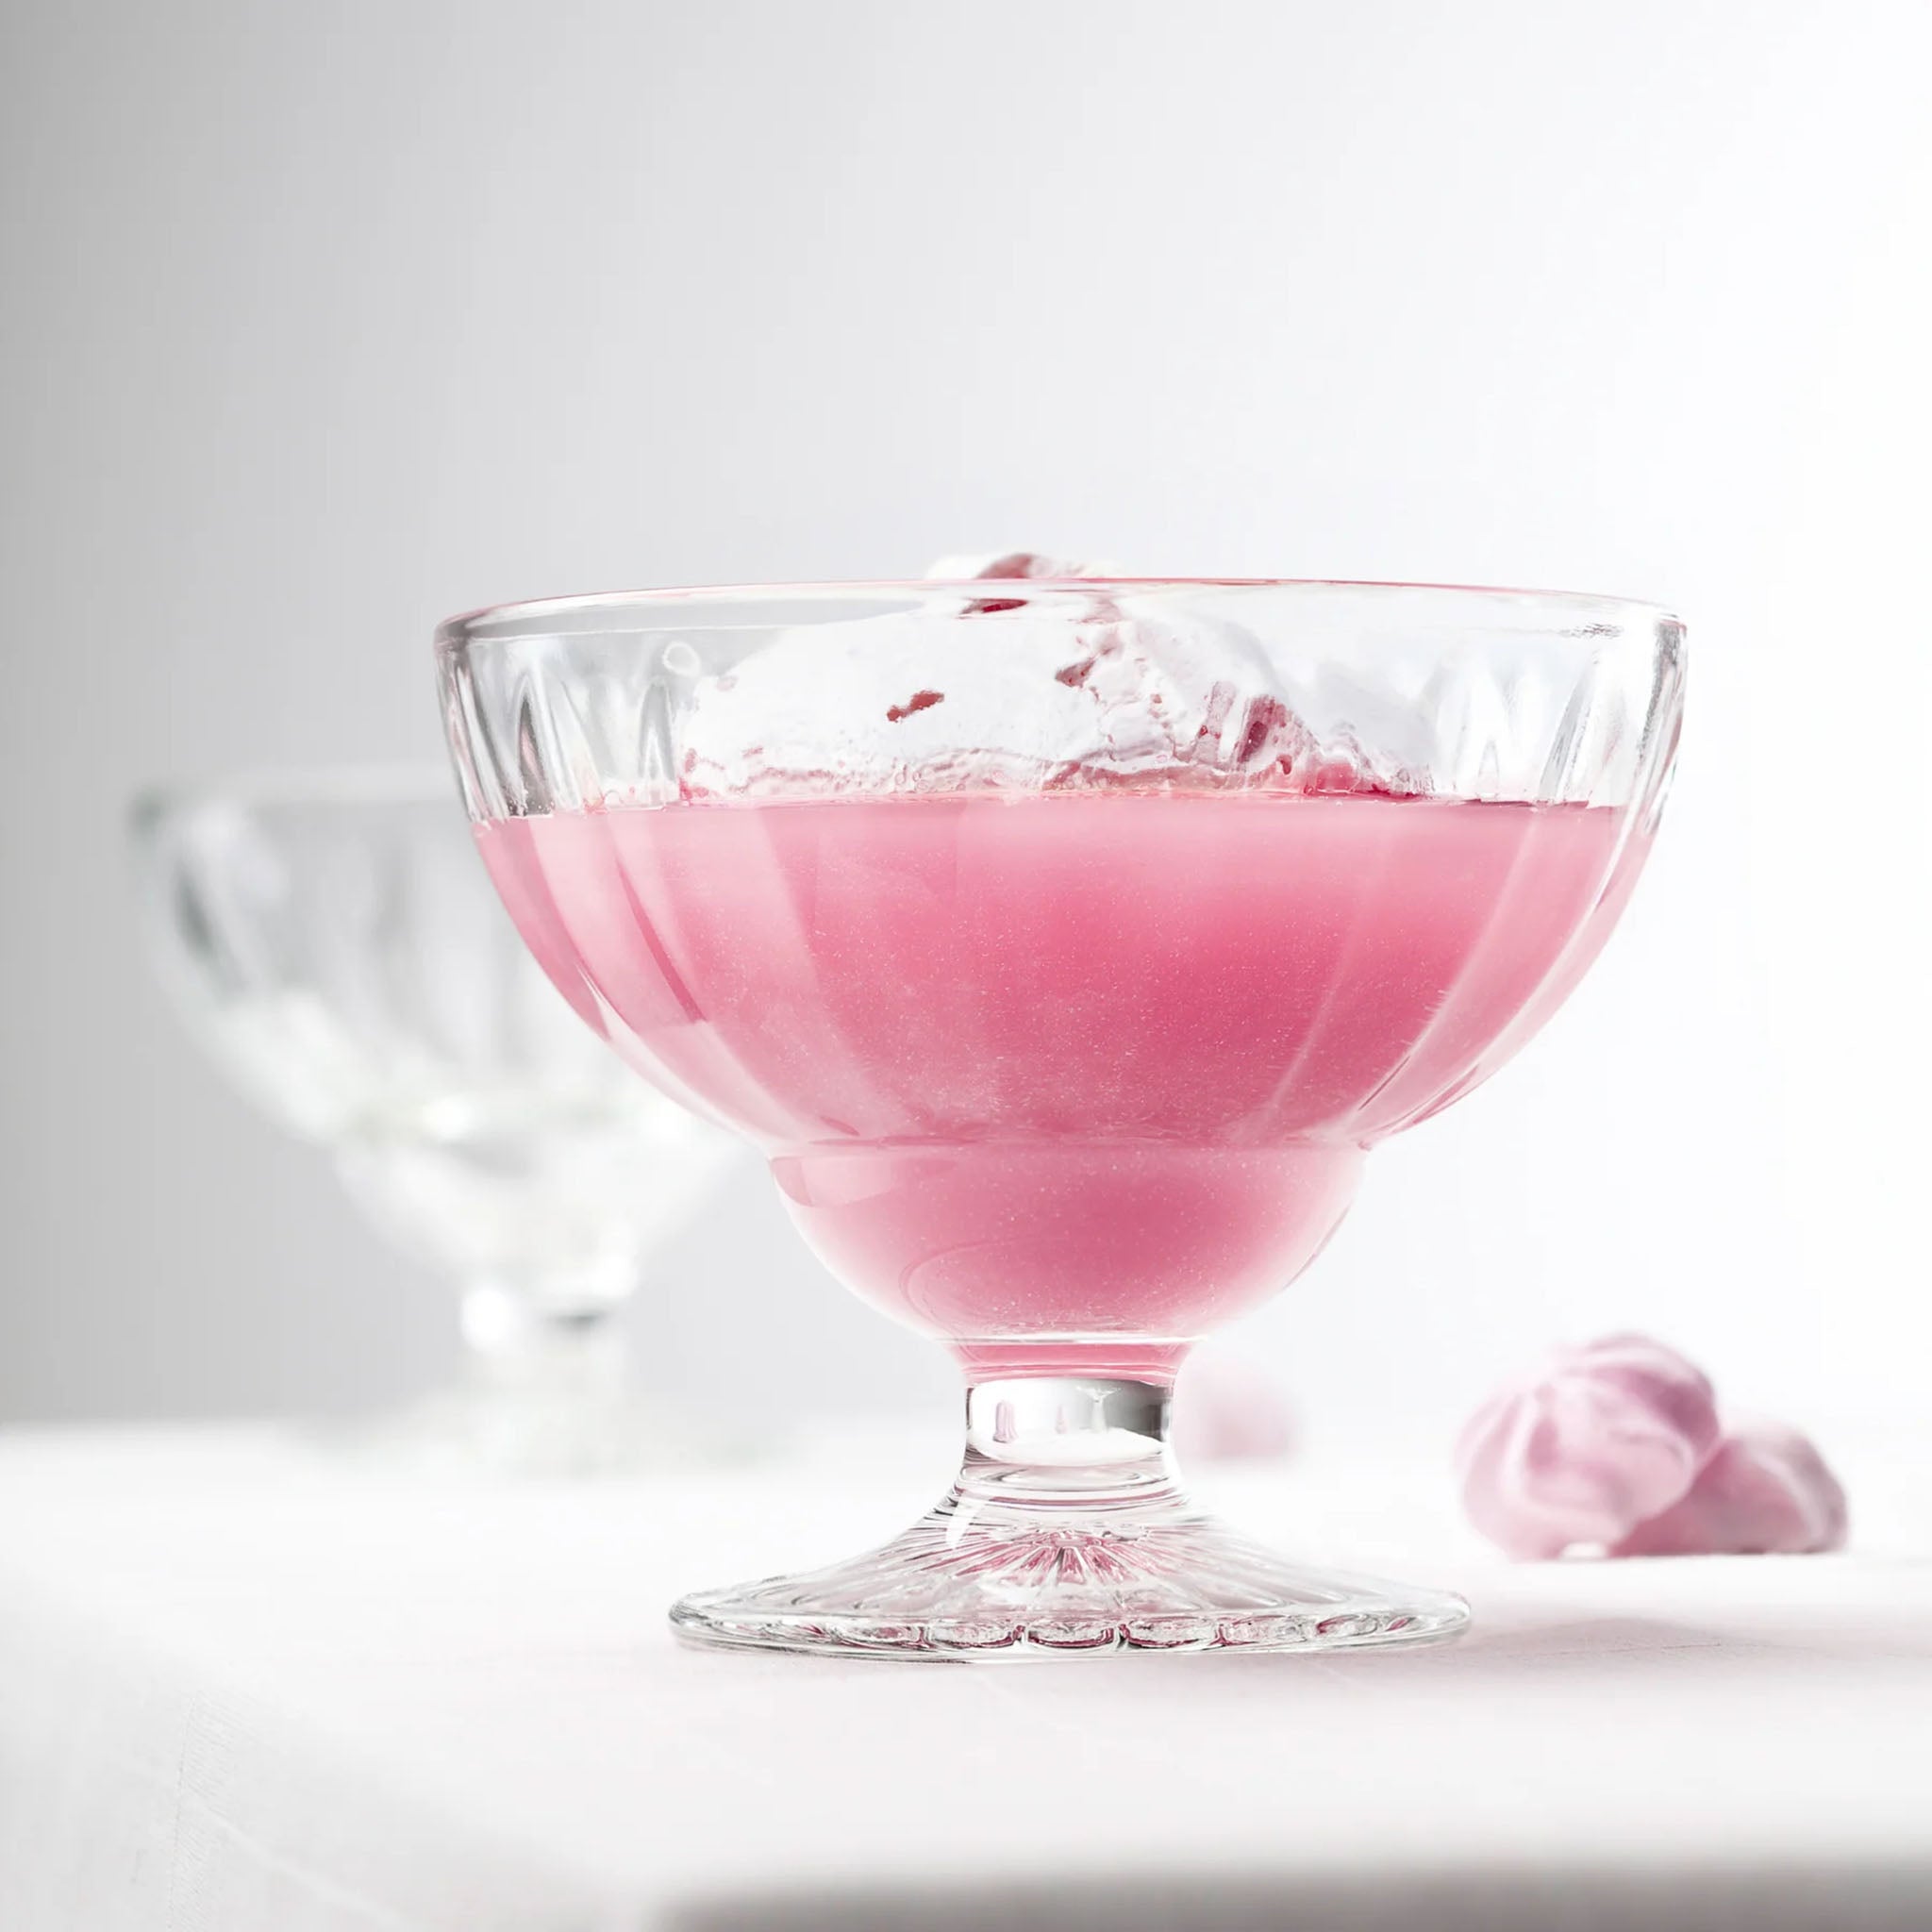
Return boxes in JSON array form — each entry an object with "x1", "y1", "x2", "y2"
[{"x1": 1, "y1": 1422, "x2": 1927, "y2": 1932}]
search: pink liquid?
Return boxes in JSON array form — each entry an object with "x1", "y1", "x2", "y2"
[{"x1": 480, "y1": 794, "x2": 1640, "y2": 1380}]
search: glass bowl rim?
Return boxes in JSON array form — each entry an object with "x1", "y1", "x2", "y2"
[{"x1": 436, "y1": 577, "x2": 1681, "y2": 655}]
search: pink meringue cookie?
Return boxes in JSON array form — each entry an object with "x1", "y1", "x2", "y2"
[
  {"x1": 1173, "y1": 1358, "x2": 1296, "y2": 1464},
  {"x1": 1457, "y1": 1334, "x2": 1722, "y2": 1558},
  {"x1": 1610, "y1": 1417, "x2": 1848, "y2": 1557}
]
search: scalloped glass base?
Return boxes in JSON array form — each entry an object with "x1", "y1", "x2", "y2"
[{"x1": 671, "y1": 1485, "x2": 1469, "y2": 1660}]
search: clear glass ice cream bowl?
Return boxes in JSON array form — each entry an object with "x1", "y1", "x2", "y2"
[
  {"x1": 132, "y1": 768, "x2": 739, "y2": 1474},
  {"x1": 438, "y1": 577, "x2": 1684, "y2": 1654}
]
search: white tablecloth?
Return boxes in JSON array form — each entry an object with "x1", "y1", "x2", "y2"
[{"x1": 1, "y1": 1424, "x2": 1927, "y2": 1931}]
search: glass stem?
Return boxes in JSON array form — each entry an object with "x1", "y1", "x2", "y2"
[
  {"x1": 953, "y1": 1376, "x2": 1185, "y2": 1519},
  {"x1": 458, "y1": 1280, "x2": 629, "y2": 1404}
]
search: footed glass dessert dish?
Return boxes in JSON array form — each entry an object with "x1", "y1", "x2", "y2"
[
  {"x1": 437, "y1": 577, "x2": 1684, "y2": 1654},
  {"x1": 133, "y1": 769, "x2": 737, "y2": 1474}
]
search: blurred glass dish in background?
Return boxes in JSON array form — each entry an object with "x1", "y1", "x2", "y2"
[{"x1": 130, "y1": 768, "x2": 739, "y2": 1474}]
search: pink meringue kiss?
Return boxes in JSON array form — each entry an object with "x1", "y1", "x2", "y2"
[
  {"x1": 1457, "y1": 1334, "x2": 1722, "y2": 1559},
  {"x1": 1611, "y1": 1417, "x2": 1848, "y2": 1557},
  {"x1": 1173, "y1": 1358, "x2": 1296, "y2": 1465}
]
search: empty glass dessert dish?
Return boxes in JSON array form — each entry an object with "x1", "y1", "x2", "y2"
[{"x1": 133, "y1": 767, "x2": 737, "y2": 1474}]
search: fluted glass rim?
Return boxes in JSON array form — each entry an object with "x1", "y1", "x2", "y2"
[
  {"x1": 436, "y1": 577, "x2": 1681, "y2": 657},
  {"x1": 437, "y1": 578, "x2": 1685, "y2": 823}
]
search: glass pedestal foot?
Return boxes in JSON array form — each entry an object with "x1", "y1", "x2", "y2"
[
  {"x1": 672, "y1": 1376, "x2": 1469, "y2": 1658},
  {"x1": 313, "y1": 1291, "x2": 753, "y2": 1477},
  {"x1": 319, "y1": 1384, "x2": 747, "y2": 1478}
]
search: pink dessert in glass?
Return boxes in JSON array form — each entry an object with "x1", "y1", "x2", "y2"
[
  {"x1": 484, "y1": 792, "x2": 1635, "y2": 1383},
  {"x1": 441, "y1": 576, "x2": 1684, "y2": 1657}
]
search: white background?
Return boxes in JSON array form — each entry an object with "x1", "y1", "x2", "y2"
[{"x1": 2, "y1": 0, "x2": 1926, "y2": 1445}]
